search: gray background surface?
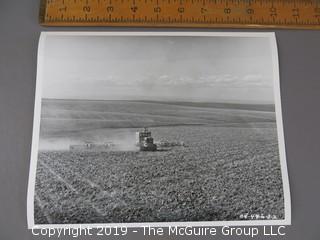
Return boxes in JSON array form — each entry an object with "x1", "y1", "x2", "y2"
[{"x1": 0, "y1": 0, "x2": 319, "y2": 239}]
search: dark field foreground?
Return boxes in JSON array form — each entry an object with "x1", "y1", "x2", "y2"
[{"x1": 34, "y1": 125, "x2": 284, "y2": 224}]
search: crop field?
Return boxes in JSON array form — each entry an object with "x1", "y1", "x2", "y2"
[{"x1": 34, "y1": 99, "x2": 284, "y2": 224}]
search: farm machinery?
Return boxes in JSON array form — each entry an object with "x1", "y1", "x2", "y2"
[
  {"x1": 135, "y1": 128, "x2": 157, "y2": 151},
  {"x1": 136, "y1": 128, "x2": 186, "y2": 151},
  {"x1": 69, "y1": 141, "x2": 116, "y2": 152},
  {"x1": 69, "y1": 128, "x2": 186, "y2": 152}
]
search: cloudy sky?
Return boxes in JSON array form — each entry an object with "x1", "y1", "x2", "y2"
[{"x1": 40, "y1": 34, "x2": 276, "y2": 104}]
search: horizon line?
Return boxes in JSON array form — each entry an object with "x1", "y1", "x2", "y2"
[{"x1": 41, "y1": 97, "x2": 274, "y2": 105}]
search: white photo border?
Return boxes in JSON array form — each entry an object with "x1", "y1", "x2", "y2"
[{"x1": 27, "y1": 31, "x2": 291, "y2": 229}]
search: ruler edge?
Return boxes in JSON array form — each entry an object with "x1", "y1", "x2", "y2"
[
  {"x1": 38, "y1": 0, "x2": 320, "y2": 30},
  {"x1": 39, "y1": 21, "x2": 320, "y2": 30},
  {"x1": 39, "y1": 0, "x2": 48, "y2": 25}
]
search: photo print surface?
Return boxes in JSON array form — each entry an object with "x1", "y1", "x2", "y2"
[{"x1": 27, "y1": 32, "x2": 290, "y2": 228}]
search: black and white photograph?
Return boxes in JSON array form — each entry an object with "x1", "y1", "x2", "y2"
[{"x1": 27, "y1": 32, "x2": 290, "y2": 228}]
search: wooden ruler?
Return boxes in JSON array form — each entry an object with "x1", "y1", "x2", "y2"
[{"x1": 40, "y1": 0, "x2": 320, "y2": 29}]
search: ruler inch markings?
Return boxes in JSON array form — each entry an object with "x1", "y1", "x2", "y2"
[{"x1": 40, "y1": 0, "x2": 320, "y2": 29}]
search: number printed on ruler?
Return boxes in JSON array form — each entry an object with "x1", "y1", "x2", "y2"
[{"x1": 40, "y1": 0, "x2": 320, "y2": 29}]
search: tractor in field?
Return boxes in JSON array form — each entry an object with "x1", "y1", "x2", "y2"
[
  {"x1": 68, "y1": 128, "x2": 185, "y2": 152},
  {"x1": 135, "y1": 128, "x2": 157, "y2": 151}
]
